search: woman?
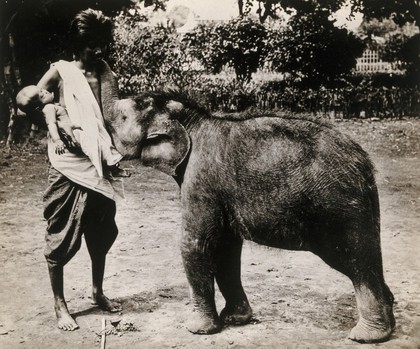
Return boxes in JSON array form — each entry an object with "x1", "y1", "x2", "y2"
[{"x1": 37, "y1": 9, "x2": 124, "y2": 331}]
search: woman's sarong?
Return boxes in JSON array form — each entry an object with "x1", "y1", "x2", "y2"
[{"x1": 43, "y1": 167, "x2": 118, "y2": 266}]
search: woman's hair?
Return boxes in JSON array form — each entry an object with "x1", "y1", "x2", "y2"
[{"x1": 69, "y1": 9, "x2": 113, "y2": 55}]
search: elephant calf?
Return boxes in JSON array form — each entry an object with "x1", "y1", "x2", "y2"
[{"x1": 104, "y1": 90, "x2": 395, "y2": 343}]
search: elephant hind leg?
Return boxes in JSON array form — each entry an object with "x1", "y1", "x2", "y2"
[
  {"x1": 349, "y1": 280, "x2": 395, "y2": 343},
  {"x1": 313, "y1": 234, "x2": 395, "y2": 343},
  {"x1": 215, "y1": 236, "x2": 253, "y2": 326}
]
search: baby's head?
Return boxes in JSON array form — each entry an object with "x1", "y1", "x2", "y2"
[{"x1": 16, "y1": 85, "x2": 54, "y2": 113}]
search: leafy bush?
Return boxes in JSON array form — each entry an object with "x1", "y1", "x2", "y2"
[
  {"x1": 183, "y1": 17, "x2": 268, "y2": 83},
  {"x1": 110, "y1": 11, "x2": 203, "y2": 96},
  {"x1": 266, "y1": 12, "x2": 365, "y2": 88}
]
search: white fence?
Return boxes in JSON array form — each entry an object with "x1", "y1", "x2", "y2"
[{"x1": 355, "y1": 49, "x2": 395, "y2": 73}]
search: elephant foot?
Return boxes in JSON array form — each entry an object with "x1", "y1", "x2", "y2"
[
  {"x1": 220, "y1": 301, "x2": 253, "y2": 325},
  {"x1": 186, "y1": 310, "x2": 223, "y2": 335},
  {"x1": 350, "y1": 284, "x2": 395, "y2": 343},
  {"x1": 348, "y1": 317, "x2": 394, "y2": 343}
]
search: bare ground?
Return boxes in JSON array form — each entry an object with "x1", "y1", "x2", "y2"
[{"x1": 0, "y1": 118, "x2": 419, "y2": 349}]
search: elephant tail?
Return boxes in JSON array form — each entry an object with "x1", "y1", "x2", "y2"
[{"x1": 370, "y1": 181, "x2": 381, "y2": 238}]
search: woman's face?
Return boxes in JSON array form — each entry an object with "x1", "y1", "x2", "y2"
[{"x1": 78, "y1": 42, "x2": 108, "y2": 64}]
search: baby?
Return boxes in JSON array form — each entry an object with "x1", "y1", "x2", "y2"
[{"x1": 16, "y1": 85, "x2": 129, "y2": 177}]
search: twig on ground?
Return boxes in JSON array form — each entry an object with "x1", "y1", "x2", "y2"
[{"x1": 101, "y1": 318, "x2": 106, "y2": 349}]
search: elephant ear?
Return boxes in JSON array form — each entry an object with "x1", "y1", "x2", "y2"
[{"x1": 141, "y1": 113, "x2": 190, "y2": 177}]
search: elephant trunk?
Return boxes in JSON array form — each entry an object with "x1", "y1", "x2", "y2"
[{"x1": 100, "y1": 60, "x2": 119, "y2": 125}]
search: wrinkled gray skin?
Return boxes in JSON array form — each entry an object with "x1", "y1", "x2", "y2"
[{"x1": 99, "y1": 67, "x2": 395, "y2": 343}]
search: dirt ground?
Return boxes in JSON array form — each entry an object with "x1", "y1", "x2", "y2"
[{"x1": 0, "y1": 118, "x2": 419, "y2": 349}]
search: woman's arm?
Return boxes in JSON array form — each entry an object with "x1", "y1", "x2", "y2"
[{"x1": 37, "y1": 65, "x2": 60, "y2": 92}]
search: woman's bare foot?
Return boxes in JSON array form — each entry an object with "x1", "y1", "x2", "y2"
[
  {"x1": 92, "y1": 293, "x2": 122, "y2": 312},
  {"x1": 55, "y1": 300, "x2": 79, "y2": 331}
]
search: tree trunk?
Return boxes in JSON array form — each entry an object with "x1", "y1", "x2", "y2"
[
  {"x1": 2, "y1": 32, "x2": 24, "y2": 146},
  {"x1": 238, "y1": 0, "x2": 244, "y2": 15}
]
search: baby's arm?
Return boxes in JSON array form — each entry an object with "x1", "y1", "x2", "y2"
[{"x1": 43, "y1": 104, "x2": 66, "y2": 154}]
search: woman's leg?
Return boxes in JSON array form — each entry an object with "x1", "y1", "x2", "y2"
[{"x1": 84, "y1": 191, "x2": 121, "y2": 312}]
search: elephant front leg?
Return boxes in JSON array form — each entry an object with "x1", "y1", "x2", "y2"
[
  {"x1": 181, "y1": 234, "x2": 223, "y2": 334},
  {"x1": 216, "y1": 236, "x2": 253, "y2": 326}
]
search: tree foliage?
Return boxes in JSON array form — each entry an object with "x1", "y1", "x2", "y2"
[
  {"x1": 380, "y1": 32, "x2": 420, "y2": 80},
  {"x1": 0, "y1": 0, "x2": 169, "y2": 84},
  {"x1": 241, "y1": 0, "x2": 419, "y2": 26},
  {"x1": 183, "y1": 17, "x2": 268, "y2": 82},
  {"x1": 110, "y1": 12, "x2": 201, "y2": 95},
  {"x1": 266, "y1": 12, "x2": 364, "y2": 88},
  {"x1": 241, "y1": 0, "x2": 348, "y2": 23},
  {"x1": 358, "y1": 18, "x2": 399, "y2": 40},
  {"x1": 351, "y1": 0, "x2": 420, "y2": 27}
]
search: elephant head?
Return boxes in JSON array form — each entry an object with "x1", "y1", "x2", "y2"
[{"x1": 100, "y1": 62, "x2": 191, "y2": 176}]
